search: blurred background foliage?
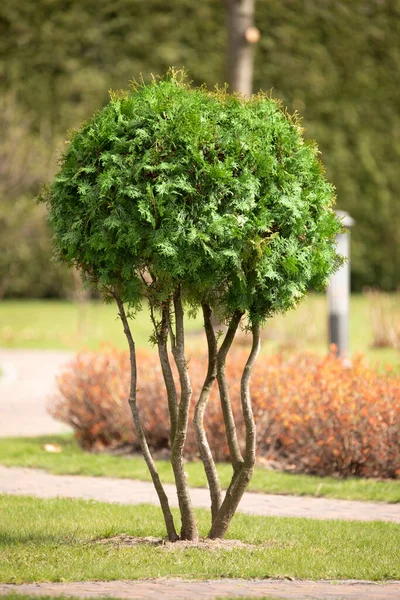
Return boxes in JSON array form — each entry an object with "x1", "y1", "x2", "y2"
[{"x1": 0, "y1": 0, "x2": 399, "y2": 297}]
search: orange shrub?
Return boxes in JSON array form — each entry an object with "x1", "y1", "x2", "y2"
[
  {"x1": 52, "y1": 349, "x2": 168, "y2": 451},
  {"x1": 51, "y1": 347, "x2": 234, "y2": 459},
  {"x1": 251, "y1": 351, "x2": 400, "y2": 478},
  {"x1": 50, "y1": 347, "x2": 400, "y2": 478}
]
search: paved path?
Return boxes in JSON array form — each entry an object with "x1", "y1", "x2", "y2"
[
  {"x1": 0, "y1": 348, "x2": 72, "y2": 436},
  {"x1": 1, "y1": 578, "x2": 400, "y2": 600},
  {"x1": 1, "y1": 465, "x2": 400, "y2": 523}
]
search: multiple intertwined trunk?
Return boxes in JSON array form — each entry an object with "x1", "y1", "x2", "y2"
[
  {"x1": 115, "y1": 294, "x2": 179, "y2": 541},
  {"x1": 115, "y1": 288, "x2": 261, "y2": 541}
]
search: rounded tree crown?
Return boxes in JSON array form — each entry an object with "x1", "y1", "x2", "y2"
[{"x1": 41, "y1": 70, "x2": 341, "y2": 323}]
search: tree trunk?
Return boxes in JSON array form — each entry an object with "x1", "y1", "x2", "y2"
[
  {"x1": 170, "y1": 287, "x2": 199, "y2": 541},
  {"x1": 209, "y1": 322, "x2": 261, "y2": 539},
  {"x1": 216, "y1": 311, "x2": 244, "y2": 471},
  {"x1": 193, "y1": 303, "x2": 222, "y2": 522},
  {"x1": 225, "y1": 0, "x2": 257, "y2": 96},
  {"x1": 115, "y1": 293, "x2": 179, "y2": 542},
  {"x1": 153, "y1": 304, "x2": 178, "y2": 445}
]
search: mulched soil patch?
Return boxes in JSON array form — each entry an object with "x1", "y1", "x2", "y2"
[{"x1": 96, "y1": 535, "x2": 291, "y2": 551}]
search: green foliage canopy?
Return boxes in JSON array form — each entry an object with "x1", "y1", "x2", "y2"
[
  {"x1": 41, "y1": 73, "x2": 340, "y2": 323},
  {"x1": 2, "y1": 0, "x2": 399, "y2": 293}
]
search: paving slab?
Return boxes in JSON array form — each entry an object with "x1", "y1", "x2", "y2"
[
  {"x1": 1, "y1": 578, "x2": 400, "y2": 600},
  {"x1": 1, "y1": 465, "x2": 399, "y2": 523}
]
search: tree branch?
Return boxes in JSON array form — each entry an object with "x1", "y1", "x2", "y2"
[
  {"x1": 114, "y1": 292, "x2": 178, "y2": 542},
  {"x1": 209, "y1": 321, "x2": 261, "y2": 539},
  {"x1": 149, "y1": 300, "x2": 178, "y2": 445},
  {"x1": 217, "y1": 310, "x2": 244, "y2": 470},
  {"x1": 193, "y1": 303, "x2": 222, "y2": 521},
  {"x1": 165, "y1": 306, "x2": 176, "y2": 354},
  {"x1": 170, "y1": 286, "x2": 199, "y2": 541}
]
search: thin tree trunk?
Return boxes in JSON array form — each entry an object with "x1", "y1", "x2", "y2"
[
  {"x1": 170, "y1": 287, "x2": 199, "y2": 541},
  {"x1": 217, "y1": 311, "x2": 244, "y2": 470},
  {"x1": 225, "y1": 0, "x2": 256, "y2": 96},
  {"x1": 150, "y1": 303, "x2": 178, "y2": 445},
  {"x1": 114, "y1": 293, "x2": 179, "y2": 542},
  {"x1": 193, "y1": 303, "x2": 222, "y2": 522},
  {"x1": 209, "y1": 322, "x2": 261, "y2": 539}
]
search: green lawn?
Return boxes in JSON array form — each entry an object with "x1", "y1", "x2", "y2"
[
  {"x1": 0, "y1": 295, "x2": 399, "y2": 365},
  {"x1": 1, "y1": 494, "x2": 399, "y2": 583},
  {"x1": 1, "y1": 435, "x2": 399, "y2": 504},
  {"x1": 0, "y1": 299, "x2": 202, "y2": 351}
]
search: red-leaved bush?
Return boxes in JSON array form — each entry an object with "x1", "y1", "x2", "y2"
[{"x1": 50, "y1": 347, "x2": 400, "y2": 478}]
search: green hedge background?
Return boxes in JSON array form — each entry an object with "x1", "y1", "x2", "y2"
[{"x1": 1, "y1": 0, "x2": 399, "y2": 296}]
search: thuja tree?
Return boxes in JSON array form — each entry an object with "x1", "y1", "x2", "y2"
[{"x1": 40, "y1": 71, "x2": 341, "y2": 541}]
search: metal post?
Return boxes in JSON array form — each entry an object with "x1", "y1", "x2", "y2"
[{"x1": 327, "y1": 211, "x2": 354, "y2": 357}]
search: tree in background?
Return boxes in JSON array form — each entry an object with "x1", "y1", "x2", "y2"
[
  {"x1": 254, "y1": 1, "x2": 400, "y2": 291},
  {"x1": 0, "y1": 93, "x2": 71, "y2": 298},
  {"x1": 40, "y1": 72, "x2": 340, "y2": 540},
  {"x1": 225, "y1": 0, "x2": 260, "y2": 96}
]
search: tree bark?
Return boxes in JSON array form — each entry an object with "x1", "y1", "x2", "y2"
[
  {"x1": 150, "y1": 303, "x2": 178, "y2": 445},
  {"x1": 225, "y1": 0, "x2": 256, "y2": 96},
  {"x1": 170, "y1": 287, "x2": 199, "y2": 541},
  {"x1": 209, "y1": 322, "x2": 261, "y2": 539},
  {"x1": 115, "y1": 293, "x2": 179, "y2": 542},
  {"x1": 216, "y1": 311, "x2": 244, "y2": 471},
  {"x1": 193, "y1": 303, "x2": 222, "y2": 522}
]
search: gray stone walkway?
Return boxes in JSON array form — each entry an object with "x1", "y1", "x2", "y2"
[
  {"x1": 1, "y1": 465, "x2": 400, "y2": 523},
  {"x1": 1, "y1": 578, "x2": 400, "y2": 600}
]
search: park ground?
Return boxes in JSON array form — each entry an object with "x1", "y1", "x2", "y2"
[{"x1": 0, "y1": 294, "x2": 399, "y2": 600}]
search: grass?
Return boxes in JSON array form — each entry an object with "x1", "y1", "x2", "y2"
[
  {"x1": 0, "y1": 299, "x2": 202, "y2": 351},
  {"x1": 1, "y1": 494, "x2": 399, "y2": 583},
  {"x1": 1, "y1": 435, "x2": 400, "y2": 504},
  {"x1": 0, "y1": 295, "x2": 399, "y2": 366}
]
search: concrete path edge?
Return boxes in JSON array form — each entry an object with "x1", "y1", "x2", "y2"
[
  {"x1": 1, "y1": 578, "x2": 400, "y2": 600},
  {"x1": 1, "y1": 465, "x2": 400, "y2": 523}
]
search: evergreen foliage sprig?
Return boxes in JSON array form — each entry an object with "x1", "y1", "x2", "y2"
[{"x1": 40, "y1": 70, "x2": 341, "y2": 322}]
